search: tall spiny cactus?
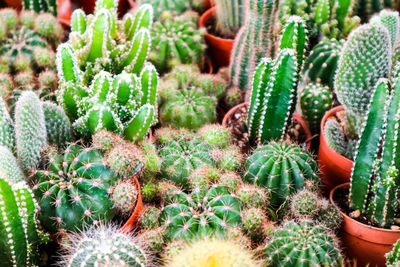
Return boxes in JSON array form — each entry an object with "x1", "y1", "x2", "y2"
[
  {"x1": 0, "y1": 95, "x2": 14, "y2": 151},
  {"x1": 23, "y1": 0, "x2": 57, "y2": 16},
  {"x1": 229, "y1": 0, "x2": 280, "y2": 91},
  {"x1": 57, "y1": 3, "x2": 158, "y2": 142},
  {"x1": 0, "y1": 146, "x2": 24, "y2": 183},
  {"x1": 334, "y1": 22, "x2": 391, "y2": 138},
  {"x1": 214, "y1": 0, "x2": 244, "y2": 36}
]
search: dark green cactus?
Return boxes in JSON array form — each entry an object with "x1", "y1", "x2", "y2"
[
  {"x1": 354, "y1": 0, "x2": 395, "y2": 23},
  {"x1": 23, "y1": 0, "x2": 57, "y2": 16},
  {"x1": 159, "y1": 185, "x2": 242, "y2": 241},
  {"x1": 264, "y1": 220, "x2": 343, "y2": 266},
  {"x1": 244, "y1": 141, "x2": 319, "y2": 208},
  {"x1": 32, "y1": 144, "x2": 120, "y2": 233},
  {"x1": 149, "y1": 11, "x2": 205, "y2": 74},
  {"x1": 300, "y1": 82, "x2": 333, "y2": 133}
]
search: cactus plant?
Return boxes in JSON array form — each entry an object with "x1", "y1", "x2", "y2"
[
  {"x1": 214, "y1": 0, "x2": 244, "y2": 37},
  {"x1": 105, "y1": 142, "x2": 145, "y2": 177},
  {"x1": 60, "y1": 224, "x2": 148, "y2": 267},
  {"x1": 229, "y1": 0, "x2": 280, "y2": 91},
  {"x1": 289, "y1": 188, "x2": 321, "y2": 219},
  {"x1": 0, "y1": 146, "x2": 24, "y2": 183},
  {"x1": 42, "y1": 101, "x2": 73, "y2": 148},
  {"x1": 57, "y1": 3, "x2": 158, "y2": 142},
  {"x1": 264, "y1": 220, "x2": 343, "y2": 266},
  {"x1": 138, "y1": 205, "x2": 161, "y2": 230},
  {"x1": 0, "y1": 95, "x2": 14, "y2": 151},
  {"x1": 138, "y1": 0, "x2": 205, "y2": 20},
  {"x1": 159, "y1": 185, "x2": 242, "y2": 241},
  {"x1": 386, "y1": 238, "x2": 400, "y2": 267},
  {"x1": 241, "y1": 207, "x2": 269, "y2": 242},
  {"x1": 149, "y1": 12, "x2": 205, "y2": 74},
  {"x1": 354, "y1": 0, "x2": 395, "y2": 23},
  {"x1": 302, "y1": 39, "x2": 343, "y2": 88},
  {"x1": 32, "y1": 144, "x2": 120, "y2": 232},
  {"x1": 244, "y1": 141, "x2": 319, "y2": 208},
  {"x1": 300, "y1": 82, "x2": 333, "y2": 133},
  {"x1": 237, "y1": 184, "x2": 268, "y2": 209},
  {"x1": 23, "y1": 0, "x2": 57, "y2": 16},
  {"x1": 0, "y1": 177, "x2": 41, "y2": 267},
  {"x1": 164, "y1": 238, "x2": 258, "y2": 267},
  {"x1": 198, "y1": 124, "x2": 231, "y2": 148},
  {"x1": 111, "y1": 179, "x2": 139, "y2": 216}
]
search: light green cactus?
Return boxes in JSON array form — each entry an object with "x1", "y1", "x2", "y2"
[{"x1": 214, "y1": 0, "x2": 244, "y2": 36}]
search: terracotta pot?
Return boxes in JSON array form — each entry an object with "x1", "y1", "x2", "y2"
[
  {"x1": 318, "y1": 106, "x2": 353, "y2": 194},
  {"x1": 57, "y1": 0, "x2": 72, "y2": 28},
  {"x1": 330, "y1": 183, "x2": 400, "y2": 267},
  {"x1": 222, "y1": 102, "x2": 312, "y2": 150},
  {"x1": 3, "y1": 0, "x2": 21, "y2": 9},
  {"x1": 119, "y1": 176, "x2": 143, "y2": 233},
  {"x1": 203, "y1": 56, "x2": 213, "y2": 74},
  {"x1": 199, "y1": 7, "x2": 234, "y2": 70}
]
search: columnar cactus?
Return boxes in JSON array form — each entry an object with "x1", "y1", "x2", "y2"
[
  {"x1": 300, "y1": 83, "x2": 333, "y2": 133},
  {"x1": 138, "y1": 0, "x2": 205, "y2": 20},
  {"x1": 60, "y1": 224, "x2": 148, "y2": 267},
  {"x1": 244, "y1": 141, "x2": 319, "y2": 208},
  {"x1": 42, "y1": 101, "x2": 73, "y2": 148},
  {"x1": 0, "y1": 146, "x2": 24, "y2": 183},
  {"x1": 57, "y1": 3, "x2": 158, "y2": 142},
  {"x1": 229, "y1": 0, "x2": 280, "y2": 91},
  {"x1": 23, "y1": 0, "x2": 57, "y2": 16},
  {"x1": 159, "y1": 185, "x2": 242, "y2": 241},
  {"x1": 149, "y1": 12, "x2": 205, "y2": 74},
  {"x1": 0, "y1": 177, "x2": 41, "y2": 267},
  {"x1": 32, "y1": 144, "x2": 120, "y2": 232},
  {"x1": 214, "y1": 0, "x2": 244, "y2": 36},
  {"x1": 264, "y1": 220, "x2": 343, "y2": 266},
  {"x1": 164, "y1": 238, "x2": 258, "y2": 267},
  {"x1": 334, "y1": 22, "x2": 391, "y2": 138},
  {"x1": 0, "y1": 95, "x2": 14, "y2": 151},
  {"x1": 387, "y1": 238, "x2": 400, "y2": 267},
  {"x1": 302, "y1": 39, "x2": 343, "y2": 88}
]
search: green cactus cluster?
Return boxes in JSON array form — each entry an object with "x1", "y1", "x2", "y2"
[
  {"x1": 149, "y1": 12, "x2": 205, "y2": 74},
  {"x1": 23, "y1": 0, "x2": 57, "y2": 16},
  {"x1": 57, "y1": 3, "x2": 158, "y2": 142},
  {"x1": 138, "y1": 0, "x2": 205, "y2": 20},
  {"x1": 264, "y1": 220, "x2": 343, "y2": 266},
  {"x1": 244, "y1": 141, "x2": 319, "y2": 208},
  {"x1": 159, "y1": 65, "x2": 226, "y2": 130},
  {"x1": 214, "y1": 0, "x2": 244, "y2": 37}
]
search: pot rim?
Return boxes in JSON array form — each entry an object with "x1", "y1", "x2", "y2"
[{"x1": 199, "y1": 6, "x2": 235, "y2": 44}]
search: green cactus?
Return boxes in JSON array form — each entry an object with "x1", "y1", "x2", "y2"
[
  {"x1": 61, "y1": 224, "x2": 148, "y2": 267},
  {"x1": 218, "y1": 146, "x2": 243, "y2": 172},
  {"x1": 214, "y1": 0, "x2": 244, "y2": 37},
  {"x1": 187, "y1": 166, "x2": 220, "y2": 190},
  {"x1": 264, "y1": 220, "x2": 343, "y2": 266},
  {"x1": 139, "y1": 226, "x2": 165, "y2": 252},
  {"x1": 229, "y1": 0, "x2": 280, "y2": 91},
  {"x1": 111, "y1": 179, "x2": 138, "y2": 216},
  {"x1": 42, "y1": 101, "x2": 73, "y2": 148},
  {"x1": 198, "y1": 124, "x2": 231, "y2": 148},
  {"x1": 91, "y1": 130, "x2": 125, "y2": 153},
  {"x1": 141, "y1": 182, "x2": 158, "y2": 203},
  {"x1": 57, "y1": 4, "x2": 158, "y2": 142},
  {"x1": 241, "y1": 207, "x2": 268, "y2": 242},
  {"x1": 23, "y1": 0, "x2": 57, "y2": 16},
  {"x1": 244, "y1": 141, "x2": 319, "y2": 208},
  {"x1": 317, "y1": 198, "x2": 343, "y2": 231},
  {"x1": 0, "y1": 146, "x2": 24, "y2": 183},
  {"x1": 218, "y1": 171, "x2": 242, "y2": 192},
  {"x1": 386, "y1": 238, "x2": 400, "y2": 267},
  {"x1": 159, "y1": 185, "x2": 242, "y2": 241},
  {"x1": 0, "y1": 177, "x2": 41, "y2": 267},
  {"x1": 237, "y1": 184, "x2": 268, "y2": 209},
  {"x1": 138, "y1": 0, "x2": 205, "y2": 20},
  {"x1": 289, "y1": 188, "x2": 321, "y2": 219},
  {"x1": 323, "y1": 118, "x2": 348, "y2": 156},
  {"x1": 334, "y1": 22, "x2": 392, "y2": 138},
  {"x1": 138, "y1": 205, "x2": 161, "y2": 230},
  {"x1": 105, "y1": 142, "x2": 145, "y2": 177},
  {"x1": 32, "y1": 144, "x2": 120, "y2": 233},
  {"x1": 300, "y1": 82, "x2": 333, "y2": 133},
  {"x1": 302, "y1": 39, "x2": 343, "y2": 88},
  {"x1": 354, "y1": 0, "x2": 395, "y2": 23},
  {"x1": 0, "y1": 95, "x2": 14, "y2": 151}
]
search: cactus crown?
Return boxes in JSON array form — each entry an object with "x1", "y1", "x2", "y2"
[{"x1": 57, "y1": 3, "x2": 158, "y2": 142}]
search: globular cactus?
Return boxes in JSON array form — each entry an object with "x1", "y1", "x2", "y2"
[
  {"x1": 60, "y1": 224, "x2": 148, "y2": 267},
  {"x1": 198, "y1": 124, "x2": 231, "y2": 148},
  {"x1": 138, "y1": 0, "x2": 205, "y2": 20},
  {"x1": 138, "y1": 205, "x2": 161, "y2": 230},
  {"x1": 237, "y1": 184, "x2": 268, "y2": 209},
  {"x1": 386, "y1": 238, "x2": 400, "y2": 267},
  {"x1": 105, "y1": 142, "x2": 145, "y2": 177},
  {"x1": 164, "y1": 238, "x2": 259, "y2": 267},
  {"x1": 302, "y1": 39, "x2": 343, "y2": 88},
  {"x1": 217, "y1": 146, "x2": 243, "y2": 172},
  {"x1": 300, "y1": 83, "x2": 333, "y2": 133},
  {"x1": 323, "y1": 118, "x2": 349, "y2": 157},
  {"x1": 150, "y1": 12, "x2": 205, "y2": 74},
  {"x1": 244, "y1": 141, "x2": 319, "y2": 208},
  {"x1": 0, "y1": 177, "x2": 41, "y2": 267},
  {"x1": 334, "y1": 22, "x2": 391, "y2": 138},
  {"x1": 157, "y1": 180, "x2": 181, "y2": 204},
  {"x1": 141, "y1": 182, "x2": 158, "y2": 203},
  {"x1": 23, "y1": 0, "x2": 57, "y2": 16},
  {"x1": 317, "y1": 198, "x2": 343, "y2": 231},
  {"x1": 289, "y1": 188, "x2": 321, "y2": 219},
  {"x1": 32, "y1": 144, "x2": 120, "y2": 233},
  {"x1": 214, "y1": 0, "x2": 244, "y2": 37},
  {"x1": 247, "y1": 49, "x2": 298, "y2": 144},
  {"x1": 42, "y1": 101, "x2": 73, "y2": 148},
  {"x1": 229, "y1": 0, "x2": 280, "y2": 91},
  {"x1": 264, "y1": 220, "x2": 343, "y2": 266},
  {"x1": 92, "y1": 130, "x2": 125, "y2": 153},
  {"x1": 159, "y1": 185, "x2": 242, "y2": 241},
  {"x1": 111, "y1": 179, "x2": 139, "y2": 216},
  {"x1": 57, "y1": 4, "x2": 158, "y2": 142},
  {"x1": 140, "y1": 139, "x2": 162, "y2": 175},
  {"x1": 241, "y1": 207, "x2": 269, "y2": 242},
  {"x1": 187, "y1": 166, "x2": 220, "y2": 190},
  {"x1": 218, "y1": 171, "x2": 242, "y2": 192},
  {"x1": 139, "y1": 226, "x2": 164, "y2": 252}
]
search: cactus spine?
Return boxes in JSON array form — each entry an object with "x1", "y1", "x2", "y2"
[
  {"x1": 214, "y1": 0, "x2": 244, "y2": 36},
  {"x1": 229, "y1": 0, "x2": 280, "y2": 91}
]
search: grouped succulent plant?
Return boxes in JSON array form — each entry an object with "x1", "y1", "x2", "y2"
[
  {"x1": 138, "y1": 0, "x2": 205, "y2": 20},
  {"x1": 214, "y1": 0, "x2": 244, "y2": 37},
  {"x1": 23, "y1": 0, "x2": 57, "y2": 16},
  {"x1": 0, "y1": 177, "x2": 42, "y2": 267},
  {"x1": 159, "y1": 65, "x2": 226, "y2": 130},
  {"x1": 264, "y1": 220, "x2": 343, "y2": 266},
  {"x1": 57, "y1": 3, "x2": 158, "y2": 142},
  {"x1": 244, "y1": 141, "x2": 319, "y2": 208}
]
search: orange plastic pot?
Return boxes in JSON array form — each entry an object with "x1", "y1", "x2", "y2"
[
  {"x1": 318, "y1": 106, "x2": 353, "y2": 194},
  {"x1": 57, "y1": 0, "x2": 72, "y2": 28},
  {"x1": 222, "y1": 102, "x2": 312, "y2": 150},
  {"x1": 199, "y1": 7, "x2": 234, "y2": 69},
  {"x1": 330, "y1": 183, "x2": 400, "y2": 267},
  {"x1": 119, "y1": 176, "x2": 143, "y2": 233}
]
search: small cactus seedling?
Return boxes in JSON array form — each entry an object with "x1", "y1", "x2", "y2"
[
  {"x1": 241, "y1": 207, "x2": 269, "y2": 242},
  {"x1": 264, "y1": 220, "x2": 343, "y2": 266},
  {"x1": 237, "y1": 184, "x2": 268, "y2": 209},
  {"x1": 244, "y1": 141, "x2": 319, "y2": 208},
  {"x1": 289, "y1": 188, "x2": 321, "y2": 219},
  {"x1": 111, "y1": 179, "x2": 139, "y2": 216},
  {"x1": 138, "y1": 205, "x2": 161, "y2": 230},
  {"x1": 198, "y1": 124, "x2": 231, "y2": 148}
]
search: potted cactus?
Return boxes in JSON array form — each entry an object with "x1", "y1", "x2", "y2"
[
  {"x1": 319, "y1": 10, "x2": 397, "y2": 192},
  {"x1": 330, "y1": 77, "x2": 400, "y2": 266}
]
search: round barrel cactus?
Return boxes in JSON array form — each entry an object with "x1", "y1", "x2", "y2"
[
  {"x1": 159, "y1": 185, "x2": 242, "y2": 241},
  {"x1": 32, "y1": 144, "x2": 120, "y2": 233},
  {"x1": 244, "y1": 141, "x2": 319, "y2": 208},
  {"x1": 264, "y1": 220, "x2": 343, "y2": 266}
]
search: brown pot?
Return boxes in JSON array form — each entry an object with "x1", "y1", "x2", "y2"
[
  {"x1": 222, "y1": 102, "x2": 312, "y2": 150},
  {"x1": 318, "y1": 106, "x2": 353, "y2": 194},
  {"x1": 199, "y1": 7, "x2": 234, "y2": 70},
  {"x1": 3, "y1": 0, "x2": 21, "y2": 9},
  {"x1": 119, "y1": 176, "x2": 143, "y2": 233},
  {"x1": 330, "y1": 183, "x2": 400, "y2": 267}
]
